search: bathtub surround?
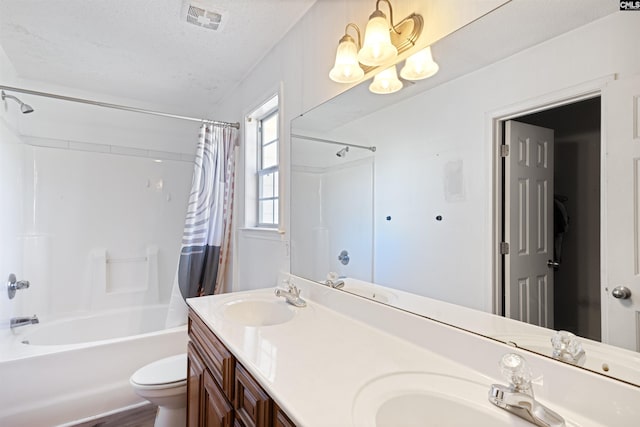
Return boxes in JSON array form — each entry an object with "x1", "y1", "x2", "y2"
[{"x1": 0, "y1": 46, "x2": 194, "y2": 425}]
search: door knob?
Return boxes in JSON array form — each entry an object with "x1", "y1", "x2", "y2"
[
  {"x1": 611, "y1": 286, "x2": 631, "y2": 300},
  {"x1": 547, "y1": 260, "x2": 560, "y2": 269}
]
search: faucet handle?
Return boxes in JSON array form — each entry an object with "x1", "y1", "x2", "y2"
[
  {"x1": 551, "y1": 330, "x2": 585, "y2": 364},
  {"x1": 289, "y1": 284, "x2": 300, "y2": 296},
  {"x1": 499, "y1": 353, "x2": 533, "y2": 394},
  {"x1": 326, "y1": 272, "x2": 338, "y2": 282}
]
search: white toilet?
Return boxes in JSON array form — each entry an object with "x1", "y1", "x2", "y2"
[{"x1": 130, "y1": 353, "x2": 188, "y2": 427}]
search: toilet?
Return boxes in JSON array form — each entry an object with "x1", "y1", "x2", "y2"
[{"x1": 130, "y1": 353, "x2": 188, "y2": 427}]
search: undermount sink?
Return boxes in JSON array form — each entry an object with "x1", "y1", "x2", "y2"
[
  {"x1": 352, "y1": 372, "x2": 532, "y2": 426},
  {"x1": 222, "y1": 298, "x2": 296, "y2": 327}
]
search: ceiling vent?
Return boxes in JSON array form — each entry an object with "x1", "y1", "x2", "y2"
[{"x1": 183, "y1": 1, "x2": 225, "y2": 31}]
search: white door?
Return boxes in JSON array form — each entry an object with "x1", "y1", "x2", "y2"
[
  {"x1": 603, "y1": 75, "x2": 640, "y2": 351},
  {"x1": 504, "y1": 120, "x2": 555, "y2": 328}
]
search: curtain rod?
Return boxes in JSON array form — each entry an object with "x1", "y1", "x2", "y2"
[
  {"x1": 0, "y1": 85, "x2": 240, "y2": 129},
  {"x1": 291, "y1": 133, "x2": 376, "y2": 152}
]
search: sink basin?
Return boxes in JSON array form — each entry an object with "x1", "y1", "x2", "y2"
[
  {"x1": 352, "y1": 372, "x2": 532, "y2": 426},
  {"x1": 222, "y1": 298, "x2": 296, "y2": 326}
]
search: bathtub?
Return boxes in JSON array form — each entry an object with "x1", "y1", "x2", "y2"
[{"x1": 0, "y1": 305, "x2": 188, "y2": 427}]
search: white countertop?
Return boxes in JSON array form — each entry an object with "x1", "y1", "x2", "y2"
[{"x1": 187, "y1": 277, "x2": 639, "y2": 426}]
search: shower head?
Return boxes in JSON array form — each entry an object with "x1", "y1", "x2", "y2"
[
  {"x1": 336, "y1": 146, "x2": 349, "y2": 158},
  {"x1": 1, "y1": 90, "x2": 34, "y2": 114}
]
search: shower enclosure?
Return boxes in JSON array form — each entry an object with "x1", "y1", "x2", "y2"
[
  {"x1": 0, "y1": 89, "x2": 198, "y2": 325},
  {"x1": 0, "y1": 87, "x2": 202, "y2": 424}
]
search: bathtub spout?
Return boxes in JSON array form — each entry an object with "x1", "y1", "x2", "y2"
[{"x1": 10, "y1": 315, "x2": 39, "y2": 329}]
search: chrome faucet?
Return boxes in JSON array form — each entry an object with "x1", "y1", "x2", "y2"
[
  {"x1": 10, "y1": 315, "x2": 39, "y2": 329},
  {"x1": 7, "y1": 273, "x2": 30, "y2": 300},
  {"x1": 324, "y1": 272, "x2": 345, "y2": 289},
  {"x1": 275, "y1": 281, "x2": 307, "y2": 307},
  {"x1": 489, "y1": 353, "x2": 565, "y2": 427},
  {"x1": 324, "y1": 279, "x2": 345, "y2": 289}
]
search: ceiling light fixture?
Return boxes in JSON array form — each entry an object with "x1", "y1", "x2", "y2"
[
  {"x1": 329, "y1": 24, "x2": 365, "y2": 84},
  {"x1": 329, "y1": 0, "x2": 423, "y2": 85},
  {"x1": 369, "y1": 65, "x2": 403, "y2": 95}
]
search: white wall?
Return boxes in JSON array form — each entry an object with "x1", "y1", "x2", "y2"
[{"x1": 215, "y1": 0, "x2": 508, "y2": 292}]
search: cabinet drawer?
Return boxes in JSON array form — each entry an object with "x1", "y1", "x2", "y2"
[
  {"x1": 234, "y1": 364, "x2": 271, "y2": 427},
  {"x1": 189, "y1": 310, "x2": 235, "y2": 400}
]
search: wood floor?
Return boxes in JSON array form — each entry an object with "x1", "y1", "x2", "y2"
[{"x1": 70, "y1": 404, "x2": 157, "y2": 427}]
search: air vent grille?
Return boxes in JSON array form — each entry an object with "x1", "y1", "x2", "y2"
[{"x1": 186, "y1": 5, "x2": 224, "y2": 31}]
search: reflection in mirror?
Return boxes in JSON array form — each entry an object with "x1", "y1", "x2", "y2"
[
  {"x1": 291, "y1": 1, "x2": 640, "y2": 386},
  {"x1": 291, "y1": 134, "x2": 375, "y2": 284}
]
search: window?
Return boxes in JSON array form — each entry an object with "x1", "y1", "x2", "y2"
[
  {"x1": 245, "y1": 94, "x2": 279, "y2": 229},
  {"x1": 257, "y1": 110, "x2": 279, "y2": 227}
]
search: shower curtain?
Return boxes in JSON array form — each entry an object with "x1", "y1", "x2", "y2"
[{"x1": 166, "y1": 123, "x2": 237, "y2": 326}]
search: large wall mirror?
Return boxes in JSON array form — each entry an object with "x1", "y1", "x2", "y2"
[{"x1": 291, "y1": 0, "x2": 640, "y2": 386}]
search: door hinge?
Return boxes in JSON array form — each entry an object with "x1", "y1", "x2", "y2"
[
  {"x1": 500, "y1": 144, "x2": 509, "y2": 157},
  {"x1": 500, "y1": 242, "x2": 510, "y2": 255}
]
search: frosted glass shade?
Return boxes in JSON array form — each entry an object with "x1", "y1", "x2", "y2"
[
  {"x1": 329, "y1": 35, "x2": 364, "y2": 83},
  {"x1": 400, "y1": 46, "x2": 439, "y2": 81},
  {"x1": 369, "y1": 65, "x2": 403, "y2": 94},
  {"x1": 357, "y1": 11, "x2": 397, "y2": 66}
]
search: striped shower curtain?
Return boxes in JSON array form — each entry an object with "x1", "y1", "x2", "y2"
[
  {"x1": 178, "y1": 123, "x2": 237, "y2": 298},
  {"x1": 165, "y1": 123, "x2": 237, "y2": 326}
]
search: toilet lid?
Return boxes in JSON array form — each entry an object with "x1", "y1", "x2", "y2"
[{"x1": 131, "y1": 353, "x2": 187, "y2": 386}]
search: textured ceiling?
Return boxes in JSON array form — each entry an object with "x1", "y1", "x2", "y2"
[{"x1": 0, "y1": 0, "x2": 316, "y2": 116}]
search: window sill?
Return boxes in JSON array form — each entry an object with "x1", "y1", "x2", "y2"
[{"x1": 238, "y1": 227, "x2": 283, "y2": 241}]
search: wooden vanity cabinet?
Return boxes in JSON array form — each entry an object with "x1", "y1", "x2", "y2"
[
  {"x1": 188, "y1": 309, "x2": 296, "y2": 427},
  {"x1": 234, "y1": 364, "x2": 271, "y2": 426}
]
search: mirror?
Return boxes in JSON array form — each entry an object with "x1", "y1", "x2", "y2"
[{"x1": 291, "y1": 1, "x2": 640, "y2": 386}]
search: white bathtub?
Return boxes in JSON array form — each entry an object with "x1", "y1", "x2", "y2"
[{"x1": 0, "y1": 305, "x2": 188, "y2": 427}]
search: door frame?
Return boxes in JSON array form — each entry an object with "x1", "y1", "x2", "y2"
[{"x1": 487, "y1": 75, "x2": 614, "y2": 318}]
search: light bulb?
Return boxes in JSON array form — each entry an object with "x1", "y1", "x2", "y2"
[
  {"x1": 329, "y1": 34, "x2": 364, "y2": 83},
  {"x1": 369, "y1": 65, "x2": 402, "y2": 95},
  {"x1": 357, "y1": 10, "x2": 397, "y2": 66}
]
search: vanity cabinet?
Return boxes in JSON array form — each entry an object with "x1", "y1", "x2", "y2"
[{"x1": 188, "y1": 309, "x2": 296, "y2": 427}]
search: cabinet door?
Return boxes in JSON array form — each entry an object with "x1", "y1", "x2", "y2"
[
  {"x1": 190, "y1": 311, "x2": 235, "y2": 399},
  {"x1": 273, "y1": 404, "x2": 296, "y2": 427},
  {"x1": 188, "y1": 343, "x2": 205, "y2": 427},
  {"x1": 203, "y1": 368, "x2": 234, "y2": 427},
  {"x1": 234, "y1": 364, "x2": 271, "y2": 427}
]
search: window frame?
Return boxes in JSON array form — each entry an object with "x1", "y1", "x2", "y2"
[{"x1": 256, "y1": 108, "x2": 279, "y2": 228}]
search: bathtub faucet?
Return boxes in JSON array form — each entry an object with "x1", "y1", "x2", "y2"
[
  {"x1": 10, "y1": 315, "x2": 39, "y2": 329},
  {"x1": 7, "y1": 273, "x2": 30, "y2": 300}
]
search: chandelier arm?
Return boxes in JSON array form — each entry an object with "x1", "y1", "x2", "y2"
[
  {"x1": 375, "y1": 0, "x2": 400, "y2": 34},
  {"x1": 345, "y1": 23, "x2": 362, "y2": 49}
]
